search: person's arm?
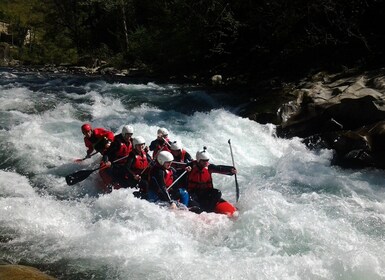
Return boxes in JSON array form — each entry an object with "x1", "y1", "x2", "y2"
[
  {"x1": 208, "y1": 164, "x2": 236, "y2": 175},
  {"x1": 104, "y1": 140, "x2": 119, "y2": 161},
  {"x1": 93, "y1": 128, "x2": 114, "y2": 143},
  {"x1": 84, "y1": 138, "x2": 94, "y2": 156},
  {"x1": 93, "y1": 128, "x2": 114, "y2": 142},
  {"x1": 149, "y1": 140, "x2": 157, "y2": 151},
  {"x1": 152, "y1": 169, "x2": 172, "y2": 203},
  {"x1": 125, "y1": 154, "x2": 135, "y2": 174},
  {"x1": 104, "y1": 130, "x2": 115, "y2": 142},
  {"x1": 185, "y1": 151, "x2": 193, "y2": 163}
]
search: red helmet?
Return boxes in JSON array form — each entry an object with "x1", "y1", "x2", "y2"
[{"x1": 81, "y1": 123, "x2": 92, "y2": 133}]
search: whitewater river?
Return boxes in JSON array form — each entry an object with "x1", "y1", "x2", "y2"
[{"x1": 1, "y1": 67, "x2": 385, "y2": 280}]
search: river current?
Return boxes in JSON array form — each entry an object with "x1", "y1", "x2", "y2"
[{"x1": 1, "y1": 67, "x2": 385, "y2": 279}]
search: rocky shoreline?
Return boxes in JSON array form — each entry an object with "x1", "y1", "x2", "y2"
[{"x1": 271, "y1": 68, "x2": 385, "y2": 170}]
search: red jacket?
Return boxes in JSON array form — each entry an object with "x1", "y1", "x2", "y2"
[{"x1": 84, "y1": 127, "x2": 114, "y2": 154}]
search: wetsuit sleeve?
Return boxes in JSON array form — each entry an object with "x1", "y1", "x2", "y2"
[
  {"x1": 146, "y1": 153, "x2": 154, "y2": 166},
  {"x1": 149, "y1": 140, "x2": 157, "y2": 151},
  {"x1": 125, "y1": 152, "x2": 135, "y2": 172},
  {"x1": 208, "y1": 164, "x2": 235, "y2": 175},
  {"x1": 151, "y1": 169, "x2": 172, "y2": 203},
  {"x1": 185, "y1": 152, "x2": 193, "y2": 163},
  {"x1": 103, "y1": 140, "x2": 119, "y2": 162},
  {"x1": 185, "y1": 161, "x2": 195, "y2": 168}
]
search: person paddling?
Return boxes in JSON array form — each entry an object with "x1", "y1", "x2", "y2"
[
  {"x1": 99, "y1": 125, "x2": 134, "y2": 190},
  {"x1": 186, "y1": 147, "x2": 238, "y2": 216},
  {"x1": 170, "y1": 140, "x2": 193, "y2": 165},
  {"x1": 148, "y1": 151, "x2": 190, "y2": 209},
  {"x1": 124, "y1": 136, "x2": 152, "y2": 197},
  {"x1": 170, "y1": 140, "x2": 193, "y2": 189},
  {"x1": 149, "y1": 127, "x2": 171, "y2": 158},
  {"x1": 81, "y1": 123, "x2": 114, "y2": 158}
]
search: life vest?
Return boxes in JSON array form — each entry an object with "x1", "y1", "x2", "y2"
[
  {"x1": 131, "y1": 151, "x2": 149, "y2": 174},
  {"x1": 188, "y1": 163, "x2": 213, "y2": 191},
  {"x1": 112, "y1": 134, "x2": 132, "y2": 164},
  {"x1": 163, "y1": 168, "x2": 174, "y2": 187},
  {"x1": 174, "y1": 149, "x2": 187, "y2": 163}
]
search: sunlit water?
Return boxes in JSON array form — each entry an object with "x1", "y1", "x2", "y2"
[{"x1": 1, "y1": 67, "x2": 385, "y2": 280}]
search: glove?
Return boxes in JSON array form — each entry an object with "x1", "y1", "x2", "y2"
[{"x1": 169, "y1": 200, "x2": 177, "y2": 209}]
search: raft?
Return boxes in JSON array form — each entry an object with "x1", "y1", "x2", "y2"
[
  {"x1": 98, "y1": 163, "x2": 238, "y2": 217},
  {"x1": 215, "y1": 200, "x2": 238, "y2": 217}
]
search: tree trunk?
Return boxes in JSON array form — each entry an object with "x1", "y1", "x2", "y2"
[{"x1": 120, "y1": 0, "x2": 129, "y2": 52}]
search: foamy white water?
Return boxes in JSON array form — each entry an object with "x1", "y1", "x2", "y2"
[{"x1": 1, "y1": 68, "x2": 385, "y2": 279}]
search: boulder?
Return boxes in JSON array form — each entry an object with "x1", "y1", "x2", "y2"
[
  {"x1": 275, "y1": 69, "x2": 385, "y2": 169},
  {"x1": 0, "y1": 263, "x2": 56, "y2": 280}
]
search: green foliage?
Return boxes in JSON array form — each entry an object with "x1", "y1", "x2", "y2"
[{"x1": 1, "y1": 0, "x2": 385, "y2": 80}]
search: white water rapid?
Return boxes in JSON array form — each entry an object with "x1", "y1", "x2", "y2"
[{"x1": 1, "y1": 68, "x2": 385, "y2": 279}]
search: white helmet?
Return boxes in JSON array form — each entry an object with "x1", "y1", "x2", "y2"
[
  {"x1": 157, "y1": 151, "x2": 174, "y2": 165},
  {"x1": 170, "y1": 140, "x2": 182, "y2": 151},
  {"x1": 157, "y1": 127, "x2": 169, "y2": 137},
  {"x1": 122, "y1": 125, "x2": 134, "y2": 136},
  {"x1": 133, "y1": 136, "x2": 145, "y2": 146},
  {"x1": 196, "y1": 147, "x2": 210, "y2": 162}
]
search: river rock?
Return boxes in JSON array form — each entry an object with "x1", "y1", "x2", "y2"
[
  {"x1": 0, "y1": 263, "x2": 56, "y2": 280},
  {"x1": 275, "y1": 68, "x2": 385, "y2": 169}
]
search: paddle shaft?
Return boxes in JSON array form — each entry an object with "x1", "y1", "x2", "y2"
[
  {"x1": 133, "y1": 148, "x2": 161, "y2": 188},
  {"x1": 166, "y1": 170, "x2": 188, "y2": 191},
  {"x1": 228, "y1": 139, "x2": 240, "y2": 202},
  {"x1": 75, "y1": 151, "x2": 98, "y2": 162},
  {"x1": 66, "y1": 154, "x2": 129, "y2": 185}
]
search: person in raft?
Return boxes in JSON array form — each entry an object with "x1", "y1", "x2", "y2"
[
  {"x1": 99, "y1": 125, "x2": 134, "y2": 189},
  {"x1": 149, "y1": 127, "x2": 171, "y2": 158},
  {"x1": 81, "y1": 123, "x2": 114, "y2": 157},
  {"x1": 124, "y1": 136, "x2": 152, "y2": 197},
  {"x1": 170, "y1": 140, "x2": 193, "y2": 189},
  {"x1": 148, "y1": 151, "x2": 190, "y2": 209},
  {"x1": 186, "y1": 147, "x2": 238, "y2": 216}
]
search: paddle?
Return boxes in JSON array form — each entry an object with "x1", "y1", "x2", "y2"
[
  {"x1": 166, "y1": 170, "x2": 188, "y2": 191},
  {"x1": 228, "y1": 139, "x2": 240, "y2": 202},
  {"x1": 133, "y1": 147, "x2": 163, "y2": 188},
  {"x1": 161, "y1": 137, "x2": 171, "y2": 147},
  {"x1": 65, "y1": 155, "x2": 129, "y2": 186},
  {"x1": 74, "y1": 152, "x2": 98, "y2": 163}
]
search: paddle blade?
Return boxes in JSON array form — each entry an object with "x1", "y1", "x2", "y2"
[{"x1": 65, "y1": 169, "x2": 97, "y2": 185}]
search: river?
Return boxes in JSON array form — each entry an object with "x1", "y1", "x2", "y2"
[{"x1": 0, "y1": 67, "x2": 385, "y2": 279}]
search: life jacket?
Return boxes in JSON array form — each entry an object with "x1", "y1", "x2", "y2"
[
  {"x1": 174, "y1": 149, "x2": 187, "y2": 163},
  {"x1": 131, "y1": 150, "x2": 149, "y2": 174},
  {"x1": 188, "y1": 162, "x2": 213, "y2": 191},
  {"x1": 111, "y1": 134, "x2": 132, "y2": 164},
  {"x1": 163, "y1": 168, "x2": 174, "y2": 187}
]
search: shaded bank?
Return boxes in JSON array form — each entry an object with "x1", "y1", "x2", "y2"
[{"x1": 269, "y1": 68, "x2": 385, "y2": 170}]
